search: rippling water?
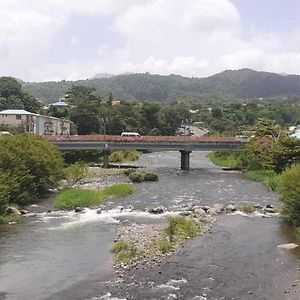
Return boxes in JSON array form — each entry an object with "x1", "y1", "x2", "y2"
[{"x1": 0, "y1": 152, "x2": 299, "y2": 300}]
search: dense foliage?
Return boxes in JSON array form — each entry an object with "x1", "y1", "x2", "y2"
[
  {"x1": 279, "y1": 164, "x2": 300, "y2": 226},
  {"x1": 0, "y1": 77, "x2": 41, "y2": 112},
  {"x1": 0, "y1": 135, "x2": 63, "y2": 208},
  {"x1": 22, "y1": 69, "x2": 300, "y2": 103}
]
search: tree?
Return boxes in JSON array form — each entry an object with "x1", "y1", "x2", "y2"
[
  {"x1": 0, "y1": 77, "x2": 41, "y2": 112},
  {"x1": 279, "y1": 164, "x2": 300, "y2": 225},
  {"x1": 0, "y1": 135, "x2": 64, "y2": 205}
]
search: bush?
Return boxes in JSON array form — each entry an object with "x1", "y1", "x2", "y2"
[
  {"x1": 111, "y1": 240, "x2": 140, "y2": 263},
  {"x1": 151, "y1": 239, "x2": 173, "y2": 254},
  {"x1": 0, "y1": 134, "x2": 63, "y2": 206},
  {"x1": 128, "y1": 171, "x2": 145, "y2": 182},
  {"x1": 240, "y1": 204, "x2": 255, "y2": 214},
  {"x1": 278, "y1": 164, "x2": 300, "y2": 225},
  {"x1": 63, "y1": 162, "x2": 89, "y2": 184},
  {"x1": 143, "y1": 172, "x2": 159, "y2": 181},
  {"x1": 165, "y1": 216, "x2": 201, "y2": 242},
  {"x1": 126, "y1": 170, "x2": 159, "y2": 182},
  {"x1": 124, "y1": 168, "x2": 136, "y2": 176},
  {"x1": 109, "y1": 150, "x2": 140, "y2": 163}
]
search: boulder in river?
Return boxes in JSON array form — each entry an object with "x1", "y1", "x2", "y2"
[
  {"x1": 5, "y1": 207, "x2": 21, "y2": 215},
  {"x1": 193, "y1": 208, "x2": 207, "y2": 218},
  {"x1": 74, "y1": 207, "x2": 84, "y2": 213},
  {"x1": 278, "y1": 243, "x2": 298, "y2": 250},
  {"x1": 208, "y1": 204, "x2": 225, "y2": 215},
  {"x1": 225, "y1": 204, "x2": 236, "y2": 212},
  {"x1": 264, "y1": 207, "x2": 276, "y2": 213}
]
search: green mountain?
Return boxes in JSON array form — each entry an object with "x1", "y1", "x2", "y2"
[{"x1": 22, "y1": 69, "x2": 300, "y2": 103}]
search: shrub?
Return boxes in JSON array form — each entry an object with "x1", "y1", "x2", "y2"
[
  {"x1": 165, "y1": 216, "x2": 201, "y2": 242},
  {"x1": 109, "y1": 150, "x2": 140, "y2": 163},
  {"x1": 124, "y1": 168, "x2": 136, "y2": 176},
  {"x1": 128, "y1": 171, "x2": 145, "y2": 182},
  {"x1": 0, "y1": 134, "x2": 63, "y2": 206},
  {"x1": 143, "y1": 172, "x2": 159, "y2": 181},
  {"x1": 63, "y1": 162, "x2": 89, "y2": 184},
  {"x1": 126, "y1": 170, "x2": 159, "y2": 182},
  {"x1": 151, "y1": 239, "x2": 173, "y2": 254},
  {"x1": 240, "y1": 204, "x2": 255, "y2": 214},
  {"x1": 278, "y1": 164, "x2": 300, "y2": 226},
  {"x1": 111, "y1": 240, "x2": 140, "y2": 263}
]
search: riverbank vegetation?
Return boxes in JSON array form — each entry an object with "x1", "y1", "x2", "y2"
[
  {"x1": 111, "y1": 215, "x2": 203, "y2": 265},
  {"x1": 109, "y1": 150, "x2": 140, "y2": 163},
  {"x1": 124, "y1": 169, "x2": 159, "y2": 183},
  {"x1": 63, "y1": 162, "x2": 89, "y2": 184},
  {"x1": 54, "y1": 183, "x2": 136, "y2": 210},
  {"x1": 208, "y1": 122, "x2": 300, "y2": 226},
  {"x1": 0, "y1": 134, "x2": 64, "y2": 223}
]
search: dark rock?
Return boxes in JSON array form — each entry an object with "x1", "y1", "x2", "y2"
[
  {"x1": 96, "y1": 208, "x2": 102, "y2": 214},
  {"x1": 74, "y1": 207, "x2": 84, "y2": 213},
  {"x1": 266, "y1": 204, "x2": 274, "y2": 209},
  {"x1": 19, "y1": 209, "x2": 30, "y2": 215},
  {"x1": 264, "y1": 207, "x2": 275, "y2": 213},
  {"x1": 148, "y1": 207, "x2": 165, "y2": 214}
]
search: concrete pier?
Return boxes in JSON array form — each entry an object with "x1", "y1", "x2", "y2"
[
  {"x1": 180, "y1": 150, "x2": 191, "y2": 170},
  {"x1": 103, "y1": 150, "x2": 109, "y2": 168}
]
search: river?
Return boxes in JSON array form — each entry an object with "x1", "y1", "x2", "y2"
[{"x1": 0, "y1": 152, "x2": 299, "y2": 300}]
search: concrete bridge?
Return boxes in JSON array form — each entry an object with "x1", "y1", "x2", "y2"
[{"x1": 44, "y1": 135, "x2": 248, "y2": 170}]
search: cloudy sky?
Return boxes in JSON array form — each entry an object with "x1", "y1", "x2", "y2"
[{"x1": 1, "y1": 0, "x2": 300, "y2": 81}]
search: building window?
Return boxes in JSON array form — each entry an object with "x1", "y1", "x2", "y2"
[{"x1": 16, "y1": 115, "x2": 22, "y2": 120}]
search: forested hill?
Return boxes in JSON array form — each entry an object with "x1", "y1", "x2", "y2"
[{"x1": 22, "y1": 69, "x2": 300, "y2": 103}]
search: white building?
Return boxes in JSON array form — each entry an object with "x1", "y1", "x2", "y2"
[{"x1": 0, "y1": 109, "x2": 71, "y2": 135}]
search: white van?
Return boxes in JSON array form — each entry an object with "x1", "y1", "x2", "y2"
[{"x1": 121, "y1": 132, "x2": 141, "y2": 138}]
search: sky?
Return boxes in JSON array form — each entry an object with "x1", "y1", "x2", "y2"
[{"x1": 1, "y1": 0, "x2": 300, "y2": 82}]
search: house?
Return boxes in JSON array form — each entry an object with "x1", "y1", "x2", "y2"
[
  {"x1": 50, "y1": 100, "x2": 70, "y2": 109},
  {"x1": 0, "y1": 109, "x2": 71, "y2": 135}
]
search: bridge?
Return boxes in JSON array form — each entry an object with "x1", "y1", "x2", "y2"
[{"x1": 44, "y1": 135, "x2": 248, "y2": 170}]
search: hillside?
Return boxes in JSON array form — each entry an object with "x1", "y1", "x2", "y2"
[{"x1": 22, "y1": 69, "x2": 300, "y2": 103}]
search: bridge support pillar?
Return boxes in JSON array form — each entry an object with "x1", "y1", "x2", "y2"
[
  {"x1": 102, "y1": 150, "x2": 109, "y2": 168},
  {"x1": 180, "y1": 150, "x2": 191, "y2": 170}
]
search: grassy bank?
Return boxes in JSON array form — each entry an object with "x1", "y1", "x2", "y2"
[
  {"x1": 208, "y1": 151, "x2": 280, "y2": 190},
  {"x1": 207, "y1": 151, "x2": 241, "y2": 169},
  {"x1": 0, "y1": 214, "x2": 23, "y2": 224},
  {"x1": 244, "y1": 170, "x2": 280, "y2": 190},
  {"x1": 54, "y1": 183, "x2": 136, "y2": 210}
]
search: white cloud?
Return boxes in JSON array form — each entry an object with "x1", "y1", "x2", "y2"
[{"x1": 1, "y1": 0, "x2": 300, "y2": 81}]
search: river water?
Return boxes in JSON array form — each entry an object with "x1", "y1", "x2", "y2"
[{"x1": 0, "y1": 152, "x2": 299, "y2": 300}]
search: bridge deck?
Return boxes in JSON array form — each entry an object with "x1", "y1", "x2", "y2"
[{"x1": 44, "y1": 134, "x2": 246, "y2": 143}]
